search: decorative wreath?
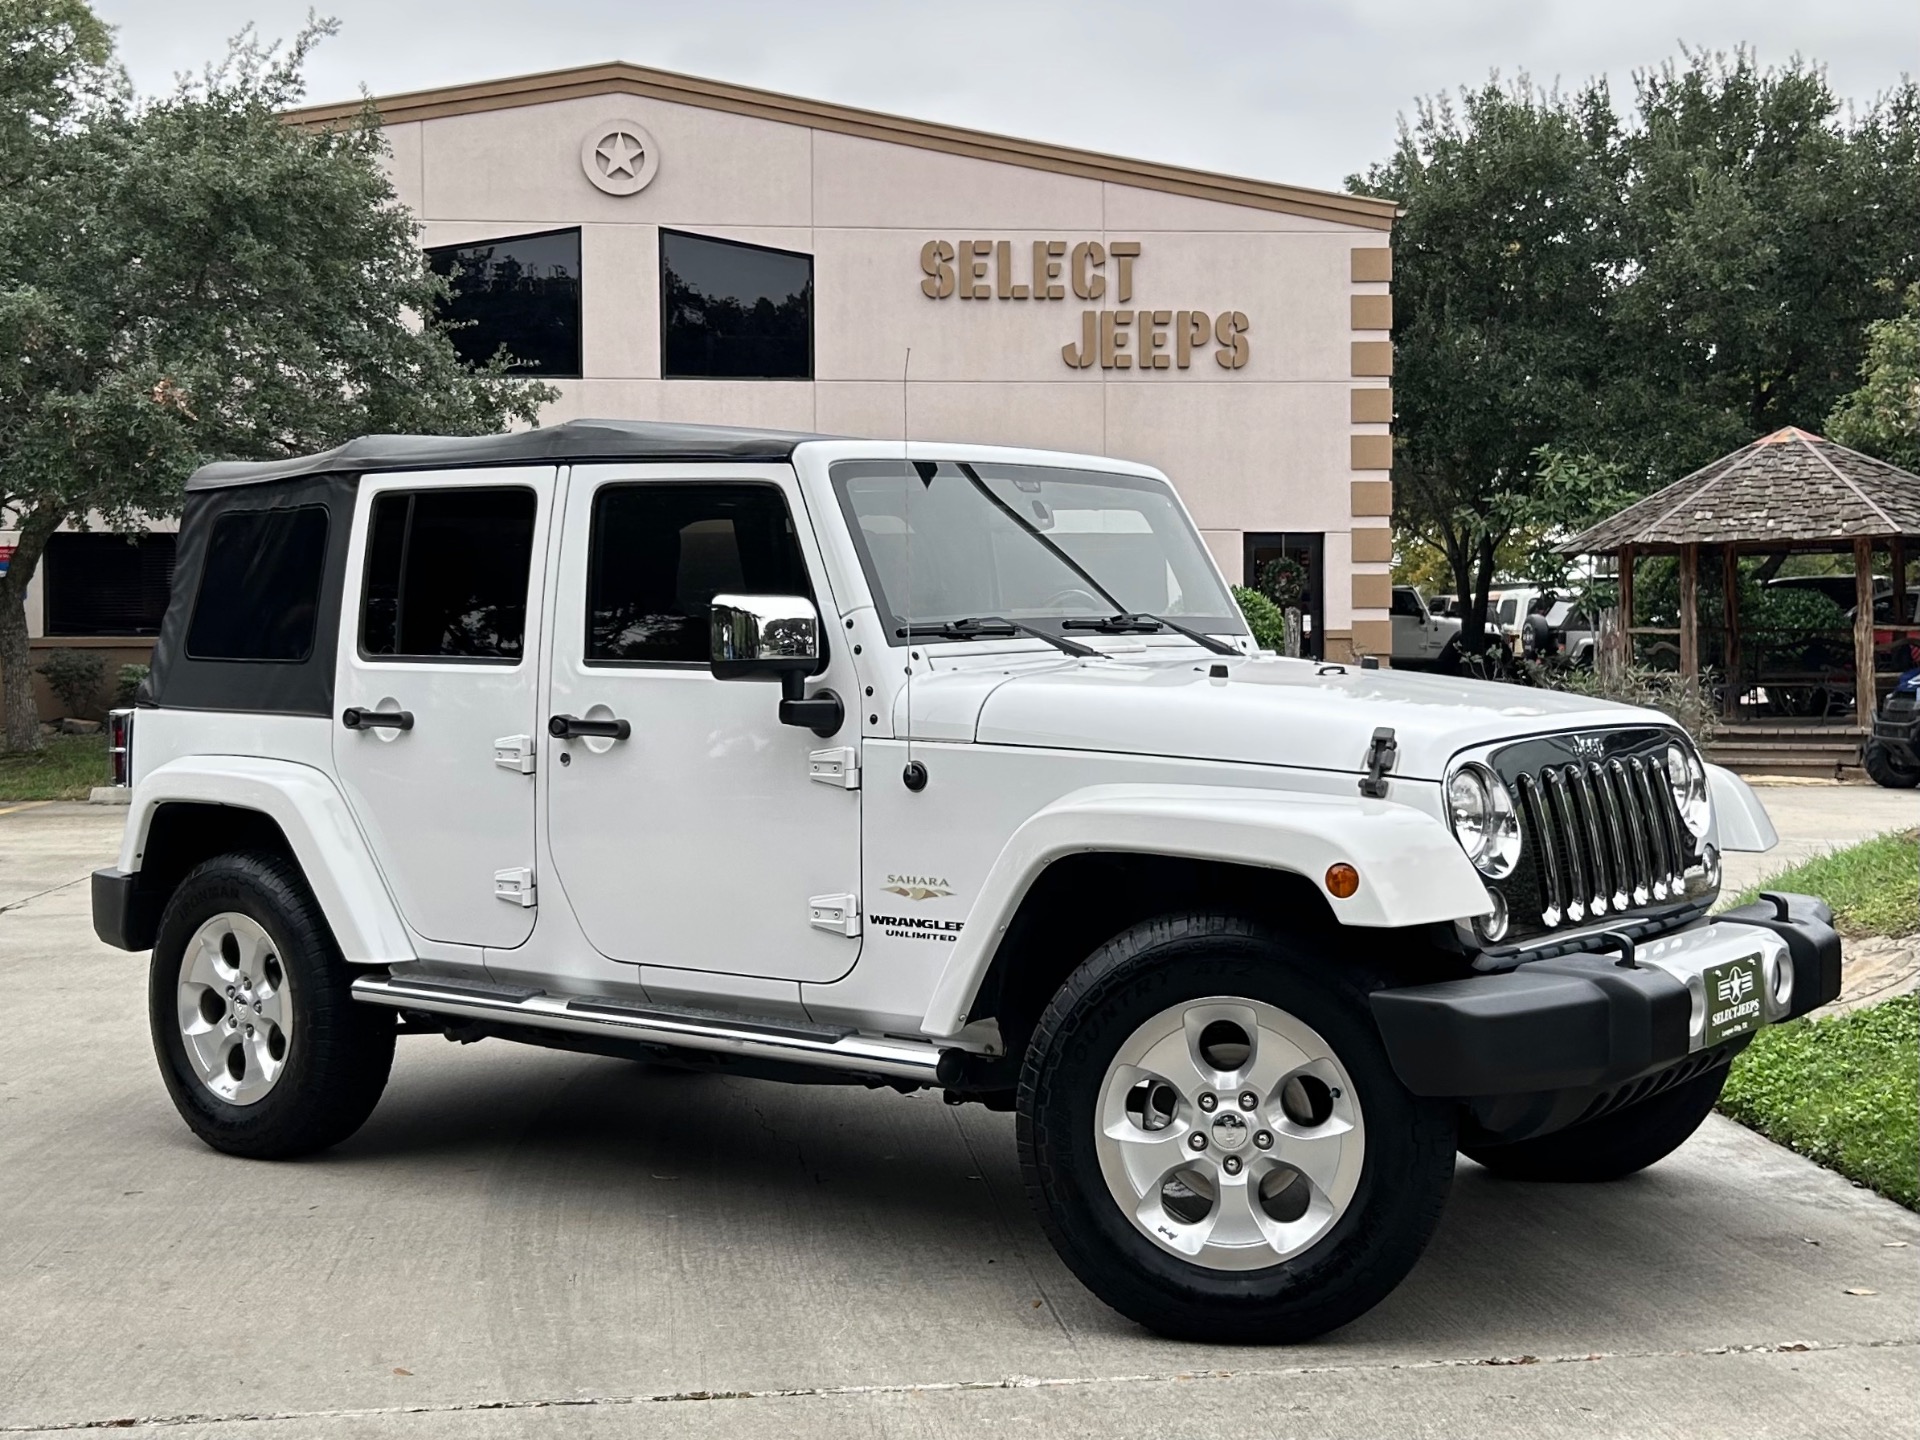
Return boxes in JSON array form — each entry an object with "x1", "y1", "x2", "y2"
[{"x1": 1256, "y1": 555, "x2": 1309, "y2": 611}]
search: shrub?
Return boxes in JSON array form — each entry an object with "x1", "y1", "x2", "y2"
[
  {"x1": 1233, "y1": 586, "x2": 1288, "y2": 652},
  {"x1": 35, "y1": 649, "x2": 105, "y2": 719},
  {"x1": 1535, "y1": 661, "x2": 1720, "y2": 746},
  {"x1": 115, "y1": 663, "x2": 151, "y2": 707}
]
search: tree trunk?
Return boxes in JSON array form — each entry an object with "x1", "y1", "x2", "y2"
[{"x1": 0, "y1": 510, "x2": 59, "y2": 754}]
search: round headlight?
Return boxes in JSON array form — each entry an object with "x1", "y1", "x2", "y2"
[
  {"x1": 1446, "y1": 763, "x2": 1521, "y2": 878},
  {"x1": 1665, "y1": 741, "x2": 1710, "y2": 837}
]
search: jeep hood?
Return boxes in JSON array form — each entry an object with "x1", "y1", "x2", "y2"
[{"x1": 901, "y1": 649, "x2": 1677, "y2": 781}]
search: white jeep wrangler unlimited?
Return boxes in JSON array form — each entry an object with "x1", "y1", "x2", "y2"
[{"x1": 94, "y1": 421, "x2": 1839, "y2": 1343}]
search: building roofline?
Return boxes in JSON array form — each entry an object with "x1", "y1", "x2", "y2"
[{"x1": 284, "y1": 60, "x2": 1400, "y2": 231}]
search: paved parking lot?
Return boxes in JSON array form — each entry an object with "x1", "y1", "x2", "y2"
[{"x1": 1, "y1": 800, "x2": 1915, "y2": 1439}]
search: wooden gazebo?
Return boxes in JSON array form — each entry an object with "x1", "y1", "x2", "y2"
[{"x1": 1564, "y1": 427, "x2": 1920, "y2": 766}]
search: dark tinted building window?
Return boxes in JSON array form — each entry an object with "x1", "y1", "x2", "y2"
[
  {"x1": 587, "y1": 484, "x2": 811, "y2": 664},
  {"x1": 661, "y1": 230, "x2": 812, "y2": 380},
  {"x1": 187, "y1": 509, "x2": 329, "y2": 661},
  {"x1": 362, "y1": 489, "x2": 538, "y2": 661},
  {"x1": 44, "y1": 532, "x2": 177, "y2": 636},
  {"x1": 426, "y1": 228, "x2": 582, "y2": 377}
]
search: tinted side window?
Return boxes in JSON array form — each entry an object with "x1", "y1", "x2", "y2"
[
  {"x1": 1390, "y1": 589, "x2": 1423, "y2": 618},
  {"x1": 587, "y1": 484, "x2": 811, "y2": 664},
  {"x1": 425, "y1": 228, "x2": 582, "y2": 377},
  {"x1": 362, "y1": 489, "x2": 537, "y2": 661},
  {"x1": 660, "y1": 230, "x2": 813, "y2": 380},
  {"x1": 186, "y1": 509, "x2": 329, "y2": 661}
]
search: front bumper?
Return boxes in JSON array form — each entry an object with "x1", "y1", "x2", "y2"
[{"x1": 1372, "y1": 893, "x2": 1839, "y2": 1106}]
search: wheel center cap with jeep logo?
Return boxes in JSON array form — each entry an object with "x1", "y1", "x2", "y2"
[{"x1": 1209, "y1": 1111, "x2": 1249, "y2": 1150}]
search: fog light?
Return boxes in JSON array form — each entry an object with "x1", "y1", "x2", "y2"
[
  {"x1": 1769, "y1": 951, "x2": 1793, "y2": 1008},
  {"x1": 1474, "y1": 885, "x2": 1510, "y2": 943},
  {"x1": 1325, "y1": 863, "x2": 1360, "y2": 899}
]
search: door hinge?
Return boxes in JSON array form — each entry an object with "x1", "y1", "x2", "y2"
[
  {"x1": 493, "y1": 734, "x2": 536, "y2": 774},
  {"x1": 808, "y1": 746, "x2": 861, "y2": 790},
  {"x1": 808, "y1": 893, "x2": 861, "y2": 937},
  {"x1": 494, "y1": 867, "x2": 537, "y2": 907}
]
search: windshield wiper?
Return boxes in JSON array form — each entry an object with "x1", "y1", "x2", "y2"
[
  {"x1": 1060, "y1": 612, "x2": 1239, "y2": 656},
  {"x1": 898, "y1": 617, "x2": 1101, "y2": 658}
]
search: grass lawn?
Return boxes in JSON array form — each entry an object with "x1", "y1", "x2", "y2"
[
  {"x1": 1720, "y1": 996, "x2": 1918, "y2": 1209},
  {"x1": 1730, "y1": 827, "x2": 1918, "y2": 939},
  {"x1": 1718, "y1": 827, "x2": 1919, "y2": 1208},
  {"x1": 0, "y1": 733, "x2": 110, "y2": 802}
]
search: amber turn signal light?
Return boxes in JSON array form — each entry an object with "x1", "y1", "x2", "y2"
[{"x1": 1324, "y1": 863, "x2": 1360, "y2": 898}]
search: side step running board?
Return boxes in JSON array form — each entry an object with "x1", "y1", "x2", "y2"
[{"x1": 351, "y1": 973, "x2": 943, "y2": 1083}]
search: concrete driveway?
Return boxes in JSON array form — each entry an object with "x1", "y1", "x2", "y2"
[{"x1": 1, "y1": 803, "x2": 1914, "y2": 1439}]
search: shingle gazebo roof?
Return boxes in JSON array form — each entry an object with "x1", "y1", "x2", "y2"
[{"x1": 1563, "y1": 427, "x2": 1920, "y2": 553}]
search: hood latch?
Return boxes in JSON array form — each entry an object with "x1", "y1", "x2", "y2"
[{"x1": 1359, "y1": 727, "x2": 1397, "y2": 799}]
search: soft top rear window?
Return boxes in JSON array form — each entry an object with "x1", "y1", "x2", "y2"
[{"x1": 185, "y1": 507, "x2": 329, "y2": 662}]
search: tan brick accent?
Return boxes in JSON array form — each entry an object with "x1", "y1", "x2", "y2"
[
  {"x1": 1350, "y1": 434, "x2": 1392, "y2": 471},
  {"x1": 1349, "y1": 619, "x2": 1393, "y2": 659},
  {"x1": 1352, "y1": 573, "x2": 1392, "y2": 611},
  {"x1": 1350, "y1": 526, "x2": 1393, "y2": 564},
  {"x1": 1351, "y1": 340, "x2": 1393, "y2": 377},
  {"x1": 1350, "y1": 294, "x2": 1393, "y2": 330},
  {"x1": 1351, "y1": 480, "x2": 1394, "y2": 517},
  {"x1": 1351, "y1": 247, "x2": 1393, "y2": 283},
  {"x1": 1350, "y1": 387, "x2": 1393, "y2": 424}
]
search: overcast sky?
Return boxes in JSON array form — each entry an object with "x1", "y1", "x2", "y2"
[{"x1": 92, "y1": 1, "x2": 1916, "y2": 191}]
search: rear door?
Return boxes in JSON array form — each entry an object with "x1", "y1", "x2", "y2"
[{"x1": 333, "y1": 468, "x2": 553, "y2": 950}]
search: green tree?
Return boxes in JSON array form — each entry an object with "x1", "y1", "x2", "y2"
[
  {"x1": 1347, "y1": 77, "x2": 1626, "y2": 647},
  {"x1": 1611, "y1": 50, "x2": 1919, "y2": 479},
  {"x1": 0, "y1": 6, "x2": 554, "y2": 752},
  {"x1": 1827, "y1": 283, "x2": 1920, "y2": 471}
]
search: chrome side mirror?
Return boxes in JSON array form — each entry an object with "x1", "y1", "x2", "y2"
[{"x1": 709, "y1": 594, "x2": 843, "y2": 737}]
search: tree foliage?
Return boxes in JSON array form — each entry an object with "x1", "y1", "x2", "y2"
[
  {"x1": 1350, "y1": 49, "x2": 1920, "y2": 639},
  {"x1": 1827, "y1": 283, "x2": 1920, "y2": 471},
  {"x1": 0, "y1": 4, "x2": 555, "y2": 751}
]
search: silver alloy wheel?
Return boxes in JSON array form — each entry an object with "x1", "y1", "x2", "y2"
[
  {"x1": 1094, "y1": 996, "x2": 1365, "y2": 1271},
  {"x1": 175, "y1": 913, "x2": 293, "y2": 1106}
]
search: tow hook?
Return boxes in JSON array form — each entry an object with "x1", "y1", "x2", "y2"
[{"x1": 1359, "y1": 727, "x2": 1397, "y2": 799}]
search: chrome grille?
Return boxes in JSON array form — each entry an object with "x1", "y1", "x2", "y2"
[{"x1": 1512, "y1": 750, "x2": 1694, "y2": 930}]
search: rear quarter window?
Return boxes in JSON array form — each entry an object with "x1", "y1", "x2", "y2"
[{"x1": 185, "y1": 507, "x2": 330, "y2": 662}]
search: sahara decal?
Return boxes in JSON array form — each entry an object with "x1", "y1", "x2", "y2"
[{"x1": 882, "y1": 874, "x2": 953, "y2": 901}]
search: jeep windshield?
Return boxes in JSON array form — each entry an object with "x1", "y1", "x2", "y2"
[{"x1": 830, "y1": 459, "x2": 1245, "y2": 647}]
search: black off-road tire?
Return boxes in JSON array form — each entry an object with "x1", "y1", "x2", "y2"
[
  {"x1": 1461, "y1": 1061, "x2": 1729, "y2": 1183},
  {"x1": 150, "y1": 851, "x2": 394, "y2": 1159},
  {"x1": 1862, "y1": 739, "x2": 1920, "y2": 789},
  {"x1": 1017, "y1": 914, "x2": 1457, "y2": 1344}
]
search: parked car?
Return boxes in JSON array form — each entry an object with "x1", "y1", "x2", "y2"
[
  {"x1": 1390, "y1": 584, "x2": 1461, "y2": 669},
  {"x1": 1864, "y1": 639, "x2": 1920, "y2": 789},
  {"x1": 1548, "y1": 600, "x2": 1596, "y2": 667},
  {"x1": 93, "y1": 421, "x2": 1835, "y2": 1345}
]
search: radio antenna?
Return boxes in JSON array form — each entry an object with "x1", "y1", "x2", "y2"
[{"x1": 901, "y1": 347, "x2": 927, "y2": 792}]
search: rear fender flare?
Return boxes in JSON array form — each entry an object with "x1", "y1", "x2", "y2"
[
  {"x1": 920, "y1": 783, "x2": 1490, "y2": 1038},
  {"x1": 121, "y1": 756, "x2": 413, "y2": 965}
]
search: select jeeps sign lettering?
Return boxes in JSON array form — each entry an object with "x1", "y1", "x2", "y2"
[{"x1": 918, "y1": 239, "x2": 1249, "y2": 371}]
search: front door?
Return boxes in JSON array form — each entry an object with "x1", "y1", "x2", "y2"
[
  {"x1": 544, "y1": 464, "x2": 862, "y2": 984},
  {"x1": 333, "y1": 468, "x2": 553, "y2": 950}
]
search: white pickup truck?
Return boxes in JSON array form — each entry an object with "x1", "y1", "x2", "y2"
[{"x1": 93, "y1": 421, "x2": 1837, "y2": 1343}]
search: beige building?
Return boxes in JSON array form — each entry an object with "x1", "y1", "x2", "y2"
[{"x1": 17, "y1": 61, "x2": 1395, "y2": 714}]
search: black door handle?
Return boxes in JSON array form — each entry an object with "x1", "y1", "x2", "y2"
[
  {"x1": 548, "y1": 714, "x2": 631, "y2": 741},
  {"x1": 342, "y1": 707, "x2": 414, "y2": 731}
]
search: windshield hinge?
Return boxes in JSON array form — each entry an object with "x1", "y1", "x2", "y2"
[
  {"x1": 809, "y1": 746, "x2": 861, "y2": 789},
  {"x1": 1359, "y1": 727, "x2": 1397, "y2": 799}
]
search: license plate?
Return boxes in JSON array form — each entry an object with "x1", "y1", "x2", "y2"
[{"x1": 1703, "y1": 955, "x2": 1766, "y2": 1047}]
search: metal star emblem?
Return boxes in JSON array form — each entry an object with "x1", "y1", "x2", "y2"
[{"x1": 596, "y1": 131, "x2": 644, "y2": 179}]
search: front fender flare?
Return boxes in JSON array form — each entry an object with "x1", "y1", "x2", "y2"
[
  {"x1": 920, "y1": 783, "x2": 1490, "y2": 1039},
  {"x1": 120, "y1": 756, "x2": 413, "y2": 965},
  {"x1": 1706, "y1": 763, "x2": 1778, "y2": 853}
]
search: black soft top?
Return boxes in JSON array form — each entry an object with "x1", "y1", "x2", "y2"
[{"x1": 186, "y1": 419, "x2": 836, "y2": 490}]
